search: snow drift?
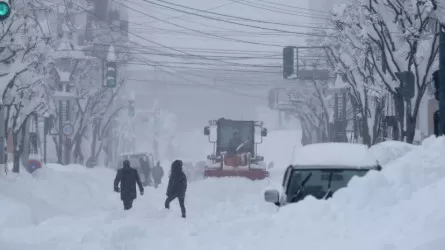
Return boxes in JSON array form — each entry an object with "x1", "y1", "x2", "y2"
[
  {"x1": 0, "y1": 164, "x2": 120, "y2": 228},
  {"x1": 1, "y1": 135, "x2": 444, "y2": 250},
  {"x1": 370, "y1": 140, "x2": 418, "y2": 166}
]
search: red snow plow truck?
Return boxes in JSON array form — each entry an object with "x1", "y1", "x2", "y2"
[{"x1": 203, "y1": 118, "x2": 269, "y2": 181}]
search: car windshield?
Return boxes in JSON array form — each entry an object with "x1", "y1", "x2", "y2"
[{"x1": 286, "y1": 168, "x2": 369, "y2": 202}]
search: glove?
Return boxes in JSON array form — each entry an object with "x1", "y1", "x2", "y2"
[
  {"x1": 140, "y1": 190, "x2": 144, "y2": 196},
  {"x1": 114, "y1": 187, "x2": 120, "y2": 193}
]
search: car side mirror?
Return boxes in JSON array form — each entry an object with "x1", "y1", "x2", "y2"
[
  {"x1": 204, "y1": 126, "x2": 210, "y2": 135},
  {"x1": 261, "y1": 128, "x2": 267, "y2": 137},
  {"x1": 264, "y1": 189, "x2": 280, "y2": 204}
]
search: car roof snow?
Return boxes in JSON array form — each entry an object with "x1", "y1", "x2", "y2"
[{"x1": 291, "y1": 142, "x2": 378, "y2": 169}]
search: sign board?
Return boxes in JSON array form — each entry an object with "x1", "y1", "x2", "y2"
[
  {"x1": 62, "y1": 123, "x2": 74, "y2": 136},
  {"x1": 27, "y1": 159, "x2": 42, "y2": 173},
  {"x1": 283, "y1": 46, "x2": 333, "y2": 80},
  {"x1": 92, "y1": 43, "x2": 110, "y2": 59},
  {"x1": 268, "y1": 87, "x2": 302, "y2": 111}
]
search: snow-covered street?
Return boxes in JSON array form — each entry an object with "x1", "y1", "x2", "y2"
[
  {"x1": 1, "y1": 131, "x2": 444, "y2": 250},
  {"x1": 0, "y1": 0, "x2": 445, "y2": 249}
]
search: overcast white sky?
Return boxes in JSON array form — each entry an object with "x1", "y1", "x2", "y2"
[{"x1": 117, "y1": 0, "x2": 336, "y2": 131}]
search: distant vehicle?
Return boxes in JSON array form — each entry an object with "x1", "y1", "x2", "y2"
[
  {"x1": 203, "y1": 118, "x2": 268, "y2": 180},
  {"x1": 264, "y1": 143, "x2": 381, "y2": 206},
  {"x1": 119, "y1": 152, "x2": 155, "y2": 186}
]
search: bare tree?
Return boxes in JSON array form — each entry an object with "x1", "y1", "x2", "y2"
[{"x1": 329, "y1": 0, "x2": 439, "y2": 143}]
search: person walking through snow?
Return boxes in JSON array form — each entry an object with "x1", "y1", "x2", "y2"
[
  {"x1": 165, "y1": 159, "x2": 187, "y2": 218},
  {"x1": 152, "y1": 161, "x2": 164, "y2": 188},
  {"x1": 114, "y1": 160, "x2": 144, "y2": 210}
]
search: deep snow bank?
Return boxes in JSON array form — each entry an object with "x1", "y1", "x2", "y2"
[
  {"x1": 244, "y1": 136, "x2": 445, "y2": 250},
  {"x1": 0, "y1": 164, "x2": 120, "y2": 228},
  {"x1": 370, "y1": 140, "x2": 418, "y2": 166}
]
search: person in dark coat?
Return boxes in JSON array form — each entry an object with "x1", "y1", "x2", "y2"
[
  {"x1": 139, "y1": 157, "x2": 152, "y2": 186},
  {"x1": 152, "y1": 161, "x2": 164, "y2": 188},
  {"x1": 114, "y1": 159, "x2": 144, "y2": 210},
  {"x1": 165, "y1": 160, "x2": 187, "y2": 218},
  {"x1": 227, "y1": 131, "x2": 243, "y2": 154}
]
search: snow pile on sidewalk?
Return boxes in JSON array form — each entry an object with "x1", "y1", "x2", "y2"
[
  {"x1": 0, "y1": 164, "x2": 120, "y2": 228},
  {"x1": 370, "y1": 140, "x2": 418, "y2": 166}
]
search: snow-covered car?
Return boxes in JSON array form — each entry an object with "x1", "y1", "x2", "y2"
[{"x1": 264, "y1": 143, "x2": 382, "y2": 207}]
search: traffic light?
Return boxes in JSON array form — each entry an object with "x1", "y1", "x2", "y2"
[
  {"x1": 433, "y1": 70, "x2": 440, "y2": 100},
  {"x1": 283, "y1": 46, "x2": 295, "y2": 79},
  {"x1": 395, "y1": 71, "x2": 415, "y2": 100},
  {"x1": 0, "y1": 0, "x2": 11, "y2": 22},
  {"x1": 105, "y1": 61, "x2": 117, "y2": 88}
]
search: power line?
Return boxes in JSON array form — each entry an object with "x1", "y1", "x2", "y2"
[
  {"x1": 126, "y1": 58, "x2": 268, "y2": 100},
  {"x1": 227, "y1": 0, "x2": 330, "y2": 20},
  {"x1": 55, "y1": 48, "x2": 282, "y2": 60},
  {"x1": 71, "y1": 2, "x2": 284, "y2": 68},
  {"x1": 55, "y1": 48, "x2": 282, "y2": 69},
  {"x1": 135, "y1": 0, "x2": 332, "y2": 37},
  {"x1": 90, "y1": 42, "x2": 282, "y2": 56},
  {"x1": 255, "y1": 0, "x2": 330, "y2": 14},
  {"x1": 127, "y1": 0, "x2": 333, "y2": 30},
  {"x1": 67, "y1": 2, "x2": 273, "y2": 100},
  {"x1": 114, "y1": 1, "x2": 284, "y2": 47},
  {"x1": 120, "y1": 61, "x2": 280, "y2": 74},
  {"x1": 131, "y1": 0, "x2": 244, "y2": 25},
  {"x1": 126, "y1": 78, "x2": 279, "y2": 86}
]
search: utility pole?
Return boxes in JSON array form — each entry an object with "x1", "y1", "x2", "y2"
[
  {"x1": 0, "y1": 108, "x2": 5, "y2": 173},
  {"x1": 439, "y1": 24, "x2": 445, "y2": 135}
]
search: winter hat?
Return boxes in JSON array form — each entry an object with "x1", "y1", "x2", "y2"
[{"x1": 171, "y1": 160, "x2": 183, "y2": 172}]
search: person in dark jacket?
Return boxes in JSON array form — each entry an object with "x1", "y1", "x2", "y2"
[
  {"x1": 139, "y1": 157, "x2": 152, "y2": 186},
  {"x1": 114, "y1": 160, "x2": 144, "y2": 210},
  {"x1": 227, "y1": 131, "x2": 243, "y2": 154},
  {"x1": 152, "y1": 161, "x2": 164, "y2": 188},
  {"x1": 165, "y1": 159, "x2": 187, "y2": 218}
]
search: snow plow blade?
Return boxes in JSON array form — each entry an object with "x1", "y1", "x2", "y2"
[{"x1": 204, "y1": 169, "x2": 269, "y2": 181}]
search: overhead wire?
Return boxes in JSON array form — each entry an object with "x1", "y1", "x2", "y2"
[
  {"x1": 135, "y1": 0, "x2": 245, "y2": 25},
  {"x1": 113, "y1": 0, "x2": 285, "y2": 47},
  {"x1": 226, "y1": 0, "x2": 330, "y2": 20},
  {"x1": 255, "y1": 0, "x2": 330, "y2": 14},
  {"x1": 128, "y1": 0, "x2": 333, "y2": 30},
  {"x1": 133, "y1": 0, "x2": 332, "y2": 37},
  {"x1": 67, "y1": 2, "x2": 273, "y2": 100},
  {"x1": 71, "y1": 2, "x2": 287, "y2": 69},
  {"x1": 55, "y1": 48, "x2": 282, "y2": 60}
]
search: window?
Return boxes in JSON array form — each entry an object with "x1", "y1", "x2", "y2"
[
  {"x1": 216, "y1": 120, "x2": 254, "y2": 154},
  {"x1": 286, "y1": 168, "x2": 369, "y2": 202}
]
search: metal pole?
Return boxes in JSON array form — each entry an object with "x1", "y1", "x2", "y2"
[
  {"x1": 439, "y1": 25, "x2": 445, "y2": 135},
  {"x1": 58, "y1": 101, "x2": 63, "y2": 164},
  {"x1": 43, "y1": 124, "x2": 47, "y2": 163},
  {"x1": 0, "y1": 108, "x2": 5, "y2": 172}
]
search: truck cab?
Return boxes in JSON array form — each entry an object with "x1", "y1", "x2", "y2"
[
  {"x1": 264, "y1": 143, "x2": 382, "y2": 206},
  {"x1": 203, "y1": 118, "x2": 269, "y2": 180}
]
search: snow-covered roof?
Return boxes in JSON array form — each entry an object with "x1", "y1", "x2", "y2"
[{"x1": 292, "y1": 143, "x2": 378, "y2": 169}]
